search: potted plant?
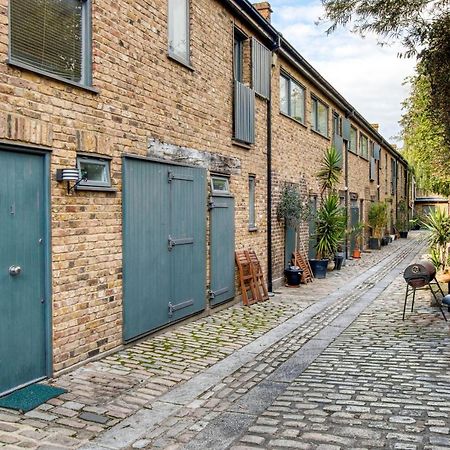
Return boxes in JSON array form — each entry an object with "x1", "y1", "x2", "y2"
[
  {"x1": 396, "y1": 199, "x2": 409, "y2": 238},
  {"x1": 368, "y1": 201, "x2": 387, "y2": 250},
  {"x1": 349, "y1": 222, "x2": 364, "y2": 258},
  {"x1": 424, "y1": 209, "x2": 450, "y2": 282},
  {"x1": 309, "y1": 147, "x2": 346, "y2": 278}
]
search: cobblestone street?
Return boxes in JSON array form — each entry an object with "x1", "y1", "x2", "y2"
[{"x1": 1, "y1": 232, "x2": 449, "y2": 450}]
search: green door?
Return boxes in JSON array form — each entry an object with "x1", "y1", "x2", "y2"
[
  {"x1": 123, "y1": 158, "x2": 206, "y2": 341},
  {"x1": 284, "y1": 226, "x2": 296, "y2": 268},
  {"x1": 0, "y1": 150, "x2": 47, "y2": 396},
  {"x1": 350, "y1": 205, "x2": 360, "y2": 252},
  {"x1": 308, "y1": 196, "x2": 317, "y2": 259},
  {"x1": 209, "y1": 195, "x2": 235, "y2": 306}
]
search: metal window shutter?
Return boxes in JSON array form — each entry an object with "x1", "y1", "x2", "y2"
[
  {"x1": 234, "y1": 81, "x2": 255, "y2": 144},
  {"x1": 373, "y1": 143, "x2": 381, "y2": 160},
  {"x1": 333, "y1": 134, "x2": 344, "y2": 168},
  {"x1": 369, "y1": 157, "x2": 376, "y2": 181},
  {"x1": 252, "y1": 38, "x2": 271, "y2": 99},
  {"x1": 342, "y1": 118, "x2": 351, "y2": 141}
]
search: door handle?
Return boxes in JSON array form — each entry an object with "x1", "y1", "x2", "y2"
[{"x1": 9, "y1": 266, "x2": 22, "y2": 277}]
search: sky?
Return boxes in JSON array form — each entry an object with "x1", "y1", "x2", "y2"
[{"x1": 270, "y1": 0, "x2": 417, "y2": 145}]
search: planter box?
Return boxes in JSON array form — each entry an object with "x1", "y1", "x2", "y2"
[
  {"x1": 309, "y1": 259, "x2": 328, "y2": 279},
  {"x1": 369, "y1": 237, "x2": 381, "y2": 250},
  {"x1": 399, "y1": 231, "x2": 409, "y2": 238}
]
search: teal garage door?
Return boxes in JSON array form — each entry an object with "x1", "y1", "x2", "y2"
[
  {"x1": 0, "y1": 149, "x2": 48, "y2": 396},
  {"x1": 209, "y1": 194, "x2": 235, "y2": 306},
  {"x1": 123, "y1": 158, "x2": 207, "y2": 341}
]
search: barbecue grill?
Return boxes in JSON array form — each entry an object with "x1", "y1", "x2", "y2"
[{"x1": 402, "y1": 261, "x2": 447, "y2": 321}]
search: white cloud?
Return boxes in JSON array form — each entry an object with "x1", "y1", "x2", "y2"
[{"x1": 271, "y1": 0, "x2": 416, "y2": 143}]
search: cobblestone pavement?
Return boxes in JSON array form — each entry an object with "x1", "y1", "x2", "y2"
[{"x1": 2, "y1": 232, "x2": 447, "y2": 449}]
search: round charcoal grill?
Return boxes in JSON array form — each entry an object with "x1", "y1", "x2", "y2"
[{"x1": 403, "y1": 261, "x2": 436, "y2": 288}]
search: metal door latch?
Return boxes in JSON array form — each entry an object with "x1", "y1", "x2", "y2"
[
  {"x1": 168, "y1": 235, "x2": 175, "y2": 251},
  {"x1": 9, "y1": 266, "x2": 22, "y2": 276}
]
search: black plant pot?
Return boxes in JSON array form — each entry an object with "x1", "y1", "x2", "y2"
[
  {"x1": 284, "y1": 267, "x2": 303, "y2": 286},
  {"x1": 399, "y1": 231, "x2": 409, "y2": 238},
  {"x1": 334, "y1": 254, "x2": 344, "y2": 270},
  {"x1": 309, "y1": 259, "x2": 328, "y2": 279},
  {"x1": 381, "y1": 237, "x2": 389, "y2": 246},
  {"x1": 369, "y1": 237, "x2": 381, "y2": 250}
]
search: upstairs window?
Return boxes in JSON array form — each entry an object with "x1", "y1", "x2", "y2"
[
  {"x1": 280, "y1": 73, "x2": 305, "y2": 124},
  {"x1": 233, "y1": 28, "x2": 246, "y2": 82},
  {"x1": 311, "y1": 96, "x2": 328, "y2": 136},
  {"x1": 349, "y1": 126, "x2": 358, "y2": 153},
  {"x1": 359, "y1": 133, "x2": 369, "y2": 159},
  {"x1": 9, "y1": 0, "x2": 92, "y2": 86},
  {"x1": 168, "y1": 0, "x2": 190, "y2": 64}
]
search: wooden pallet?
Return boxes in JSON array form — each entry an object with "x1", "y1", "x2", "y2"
[
  {"x1": 235, "y1": 250, "x2": 260, "y2": 305},
  {"x1": 247, "y1": 250, "x2": 269, "y2": 302},
  {"x1": 292, "y1": 251, "x2": 314, "y2": 283}
]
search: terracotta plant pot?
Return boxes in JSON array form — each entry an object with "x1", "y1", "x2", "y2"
[{"x1": 352, "y1": 249, "x2": 361, "y2": 259}]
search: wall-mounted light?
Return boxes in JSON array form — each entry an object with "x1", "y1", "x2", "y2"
[{"x1": 56, "y1": 168, "x2": 87, "y2": 194}]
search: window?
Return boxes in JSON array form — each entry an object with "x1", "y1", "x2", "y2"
[
  {"x1": 333, "y1": 112, "x2": 342, "y2": 136},
  {"x1": 249, "y1": 175, "x2": 256, "y2": 230},
  {"x1": 9, "y1": 0, "x2": 92, "y2": 86},
  {"x1": 280, "y1": 74, "x2": 305, "y2": 123},
  {"x1": 168, "y1": 0, "x2": 190, "y2": 64},
  {"x1": 77, "y1": 156, "x2": 111, "y2": 188},
  {"x1": 349, "y1": 126, "x2": 358, "y2": 153},
  {"x1": 233, "y1": 29, "x2": 246, "y2": 82},
  {"x1": 359, "y1": 133, "x2": 369, "y2": 159},
  {"x1": 311, "y1": 96, "x2": 328, "y2": 136},
  {"x1": 211, "y1": 176, "x2": 230, "y2": 195}
]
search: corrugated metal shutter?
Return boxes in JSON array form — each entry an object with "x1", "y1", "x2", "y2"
[
  {"x1": 234, "y1": 80, "x2": 255, "y2": 144},
  {"x1": 342, "y1": 117, "x2": 351, "y2": 141},
  {"x1": 373, "y1": 143, "x2": 381, "y2": 160},
  {"x1": 369, "y1": 157, "x2": 376, "y2": 181},
  {"x1": 333, "y1": 134, "x2": 344, "y2": 168},
  {"x1": 252, "y1": 38, "x2": 271, "y2": 99}
]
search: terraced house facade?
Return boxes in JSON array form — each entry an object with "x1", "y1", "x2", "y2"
[{"x1": 0, "y1": 0, "x2": 409, "y2": 396}]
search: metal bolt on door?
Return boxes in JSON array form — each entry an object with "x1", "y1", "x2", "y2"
[
  {"x1": 0, "y1": 150, "x2": 47, "y2": 396},
  {"x1": 209, "y1": 195, "x2": 235, "y2": 306},
  {"x1": 123, "y1": 158, "x2": 206, "y2": 342}
]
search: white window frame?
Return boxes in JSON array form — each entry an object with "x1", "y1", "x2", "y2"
[
  {"x1": 168, "y1": 0, "x2": 190, "y2": 66},
  {"x1": 77, "y1": 156, "x2": 111, "y2": 188},
  {"x1": 311, "y1": 96, "x2": 329, "y2": 137},
  {"x1": 211, "y1": 176, "x2": 230, "y2": 195},
  {"x1": 280, "y1": 72, "x2": 305, "y2": 124}
]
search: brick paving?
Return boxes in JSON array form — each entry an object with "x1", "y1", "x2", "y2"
[{"x1": 2, "y1": 232, "x2": 447, "y2": 450}]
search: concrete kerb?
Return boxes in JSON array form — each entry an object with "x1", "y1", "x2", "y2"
[{"x1": 82, "y1": 237, "x2": 424, "y2": 450}]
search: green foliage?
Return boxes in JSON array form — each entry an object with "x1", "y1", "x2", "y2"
[
  {"x1": 321, "y1": 0, "x2": 450, "y2": 145},
  {"x1": 277, "y1": 184, "x2": 310, "y2": 229},
  {"x1": 396, "y1": 199, "x2": 409, "y2": 231},
  {"x1": 316, "y1": 146, "x2": 342, "y2": 197},
  {"x1": 401, "y1": 67, "x2": 450, "y2": 196},
  {"x1": 368, "y1": 201, "x2": 388, "y2": 238},
  {"x1": 423, "y1": 208, "x2": 450, "y2": 271},
  {"x1": 314, "y1": 194, "x2": 346, "y2": 259},
  {"x1": 348, "y1": 222, "x2": 364, "y2": 248}
]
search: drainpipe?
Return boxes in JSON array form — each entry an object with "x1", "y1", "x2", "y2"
[
  {"x1": 267, "y1": 95, "x2": 273, "y2": 292},
  {"x1": 344, "y1": 140, "x2": 349, "y2": 259}
]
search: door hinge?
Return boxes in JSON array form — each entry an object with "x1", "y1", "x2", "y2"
[
  {"x1": 168, "y1": 235, "x2": 175, "y2": 251},
  {"x1": 208, "y1": 199, "x2": 215, "y2": 210}
]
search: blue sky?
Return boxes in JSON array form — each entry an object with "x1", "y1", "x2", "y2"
[{"x1": 270, "y1": 0, "x2": 416, "y2": 144}]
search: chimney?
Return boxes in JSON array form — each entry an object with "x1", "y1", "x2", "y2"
[
  {"x1": 253, "y1": 2, "x2": 272, "y2": 22},
  {"x1": 371, "y1": 123, "x2": 380, "y2": 132}
]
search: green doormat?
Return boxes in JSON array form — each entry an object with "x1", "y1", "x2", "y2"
[{"x1": 0, "y1": 383, "x2": 67, "y2": 413}]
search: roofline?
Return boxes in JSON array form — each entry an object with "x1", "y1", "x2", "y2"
[{"x1": 226, "y1": 0, "x2": 408, "y2": 166}]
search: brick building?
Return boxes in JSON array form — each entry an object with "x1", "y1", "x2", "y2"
[{"x1": 0, "y1": 0, "x2": 409, "y2": 395}]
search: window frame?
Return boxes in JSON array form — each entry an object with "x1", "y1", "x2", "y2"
[
  {"x1": 168, "y1": 0, "x2": 191, "y2": 67},
  {"x1": 248, "y1": 175, "x2": 257, "y2": 231},
  {"x1": 233, "y1": 28, "x2": 247, "y2": 82},
  {"x1": 279, "y1": 71, "x2": 306, "y2": 125},
  {"x1": 76, "y1": 156, "x2": 111, "y2": 188},
  {"x1": 359, "y1": 133, "x2": 369, "y2": 160},
  {"x1": 311, "y1": 95, "x2": 329, "y2": 137},
  {"x1": 210, "y1": 176, "x2": 230, "y2": 196},
  {"x1": 349, "y1": 126, "x2": 358, "y2": 154},
  {"x1": 8, "y1": 0, "x2": 93, "y2": 89}
]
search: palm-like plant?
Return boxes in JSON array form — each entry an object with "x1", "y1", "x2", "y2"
[
  {"x1": 316, "y1": 146, "x2": 342, "y2": 197},
  {"x1": 315, "y1": 194, "x2": 346, "y2": 260},
  {"x1": 424, "y1": 209, "x2": 450, "y2": 272}
]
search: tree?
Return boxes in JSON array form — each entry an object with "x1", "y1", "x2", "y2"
[
  {"x1": 321, "y1": 0, "x2": 450, "y2": 145},
  {"x1": 401, "y1": 66, "x2": 450, "y2": 196}
]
